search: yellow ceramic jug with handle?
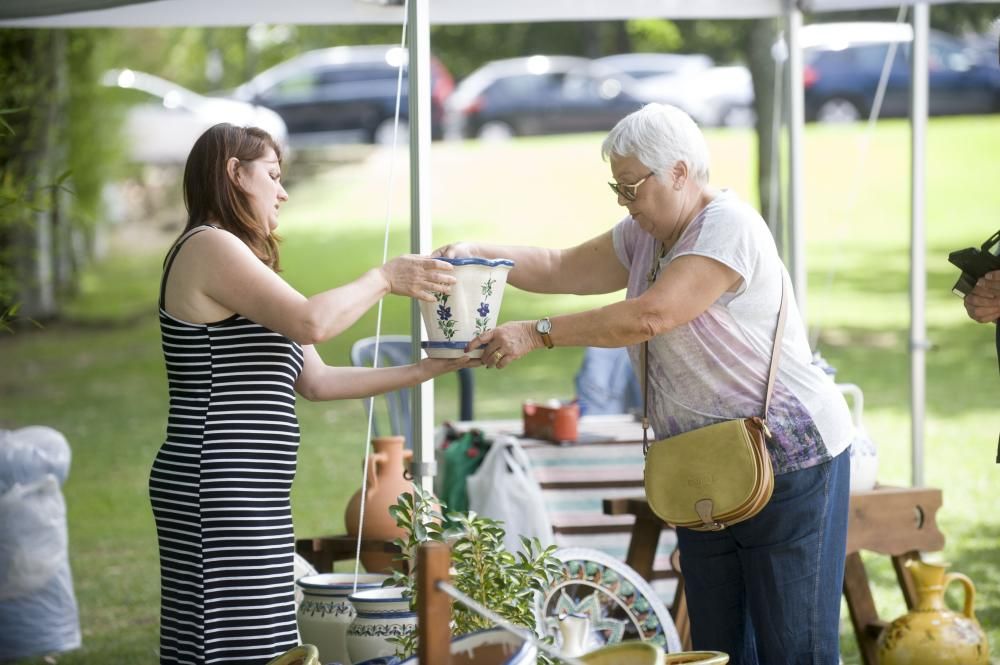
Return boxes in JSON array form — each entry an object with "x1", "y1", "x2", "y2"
[{"x1": 878, "y1": 559, "x2": 989, "y2": 665}]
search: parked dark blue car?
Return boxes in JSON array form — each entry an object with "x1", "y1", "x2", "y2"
[
  {"x1": 801, "y1": 22, "x2": 1000, "y2": 122},
  {"x1": 232, "y1": 45, "x2": 454, "y2": 145}
]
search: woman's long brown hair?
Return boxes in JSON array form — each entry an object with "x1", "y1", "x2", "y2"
[{"x1": 179, "y1": 123, "x2": 283, "y2": 271}]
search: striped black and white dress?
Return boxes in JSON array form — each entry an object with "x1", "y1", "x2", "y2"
[{"x1": 150, "y1": 226, "x2": 304, "y2": 664}]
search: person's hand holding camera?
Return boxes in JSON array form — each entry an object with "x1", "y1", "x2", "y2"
[{"x1": 964, "y1": 270, "x2": 1000, "y2": 323}]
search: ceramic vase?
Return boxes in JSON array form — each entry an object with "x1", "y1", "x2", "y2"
[
  {"x1": 344, "y1": 435, "x2": 413, "y2": 573},
  {"x1": 419, "y1": 257, "x2": 514, "y2": 358},
  {"x1": 839, "y1": 383, "x2": 879, "y2": 492},
  {"x1": 295, "y1": 573, "x2": 389, "y2": 665},
  {"x1": 877, "y1": 559, "x2": 989, "y2": 665},
  {"x1": 346, "y1": 587, "x2": 417, "y2": 664}
]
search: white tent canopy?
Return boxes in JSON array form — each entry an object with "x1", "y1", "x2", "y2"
[
  {"x1": 2, "y1": 0, "x2": 791, "y2": 27},
  {"x1": 3, "y1": 0, "x2": 977, "y2": 488}
]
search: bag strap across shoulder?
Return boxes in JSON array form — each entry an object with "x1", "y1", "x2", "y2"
[{"x1": 641, "y1": 244, "x2": 790, "y2": 454}]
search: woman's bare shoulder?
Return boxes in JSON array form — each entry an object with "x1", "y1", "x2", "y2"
[{"x1": 181, "y1": 225, "x2": 255, "y2": 259}]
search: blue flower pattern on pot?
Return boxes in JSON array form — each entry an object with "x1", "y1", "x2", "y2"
[
  {"x1": 434, "y1": 292, "x2": 457, "y2": 341},
  {"x1": 474, "y1": 276, "x2": 497, "y2": 336}
]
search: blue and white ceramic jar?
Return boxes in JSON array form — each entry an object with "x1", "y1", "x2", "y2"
[
  {"x1": 346, "y1": 587, "x2": 417, "y2": 664},
  {"x1": 420, "y1": 257, "x2": 515, "y2": 358},
  {"x1": 295, "y1": 573, "x2": 388, "y2": 665}
]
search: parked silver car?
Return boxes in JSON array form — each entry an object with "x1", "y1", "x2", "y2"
[
  {"x1": 444, "y1": 55, "x2": 644, "y2": 140},
  {"x1": 596, "y1": 53, "x2": 756, "y2": 127},
  {"x1": 103, "y1": 69, "x2": 290, "y2": 164}
]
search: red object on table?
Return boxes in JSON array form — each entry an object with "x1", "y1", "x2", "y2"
[{"x1": 522, "y1": 401, "x2": 580, "y2": 443}]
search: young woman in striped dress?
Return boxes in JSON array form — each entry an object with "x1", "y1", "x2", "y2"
[{"x1": 150, "y1": 123, "x2": 471, "y2": 665}]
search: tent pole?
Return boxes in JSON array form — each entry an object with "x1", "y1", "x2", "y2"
[
  {"x1": 910, "y1": 2, "x2": 929, "y2": 487},
  {"x1": 409, "y1": 0, "x2": 436, "y2": 492},
  {"x1": 785, "y1": 0, "x2": 806, "y2": 325}
]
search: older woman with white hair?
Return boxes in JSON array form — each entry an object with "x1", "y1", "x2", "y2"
[{"x1": 435, "y1": 103, "x2": 854, "y2": 664}]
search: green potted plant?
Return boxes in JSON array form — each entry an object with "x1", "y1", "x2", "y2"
[{"x1": 385, "y1": 484, "x2": 564, "y2": 663}]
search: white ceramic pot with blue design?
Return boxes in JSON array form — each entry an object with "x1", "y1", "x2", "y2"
[
  {"x1": 420, "y1": 257, "x2": 515, "y2": 358},
  {"x1": 295, "y1": 573, "x2": 388, "y2": 665},
  {"x1": 346, "y1": 586, "x2": 417, "y2": 663}
]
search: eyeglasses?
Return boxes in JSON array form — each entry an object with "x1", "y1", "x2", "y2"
[{"x1": 608, "y1": 171, "x2": 656, "y2": 202}]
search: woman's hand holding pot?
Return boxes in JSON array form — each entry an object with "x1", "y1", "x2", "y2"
[
  {"x1": 470, "y1": 321, "x2": 541, "y2": 369},
  {"x1": 380, "y1": 255, "x2": 456, "y2": 302}
]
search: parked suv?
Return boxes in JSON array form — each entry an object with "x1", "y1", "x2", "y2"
[
  {"x1": 801, "y1": 22, "x2": 1000, "y2": 122},
  {"x1": 232, "y1": 45, "x2": 454, "y2": 145},
  {"x1": 445, "y1": 55, "x2": 644, "y2": 140}
]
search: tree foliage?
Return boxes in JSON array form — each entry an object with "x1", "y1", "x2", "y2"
[{"x1": 0, "y1": 28, "x2": 124, "y2": 324}]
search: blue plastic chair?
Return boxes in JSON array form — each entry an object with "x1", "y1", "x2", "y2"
[{"x1": 350, "y1": 335, "x2": 475, "y2": 444}]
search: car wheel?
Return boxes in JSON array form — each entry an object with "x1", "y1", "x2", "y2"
[
  {"x1": 374, "y1": 118, "x2": 409, "y2": 145},
  {"x1": 816, "y1": 98, "x2": 862, "y2": 123},
  {"x1": 476, "y1": 121, "x2": 515, "y2": 142}
]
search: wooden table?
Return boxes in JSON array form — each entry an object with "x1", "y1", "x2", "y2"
[
  {"x1": 308, "y1": 416, "x2": 945, "y2": 664},
  {"x1": 604, "y1": 486, "x2": 945, "y2": 663}
]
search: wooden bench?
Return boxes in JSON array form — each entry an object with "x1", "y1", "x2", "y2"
[{"x1": 606, "y1": 485, "x2": 945, "y2": 663}]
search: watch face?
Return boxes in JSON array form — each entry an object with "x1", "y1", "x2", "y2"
[{"x1": 537, "y1": 318, "x2": 552, "y2": 334}]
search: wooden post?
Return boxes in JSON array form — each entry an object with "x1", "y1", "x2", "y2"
[{"x1": 417, "y1": 541, "x2": 451, "y2": 665}]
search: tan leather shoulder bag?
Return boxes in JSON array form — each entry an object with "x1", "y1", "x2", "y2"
[{"x1": 642, "y1": 264, "x2": 788, "y2": 532}]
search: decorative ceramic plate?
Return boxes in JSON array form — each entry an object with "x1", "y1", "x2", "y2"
[{"x1": 538, "y1": 547, "x2": 681, "y2": 653}]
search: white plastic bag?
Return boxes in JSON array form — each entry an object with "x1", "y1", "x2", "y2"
[
  {"x1": 0, "y1": 426, "x2": 81, "y2": 660},
  {"x1": 467, "y1": 435, "x2": 554, "y2": 552},
  {"x1": 0, "y1": 477, "x2": 68, "y2": 600}
]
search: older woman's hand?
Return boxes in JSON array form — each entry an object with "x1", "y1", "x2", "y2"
[
  {"x1": 470, "y1": 321, "x2": 540, "y2": 369},
  {"x1": 964, "y1": 270, "x2": 1000, "y2": 323},
  {"x1": 380, "y1": 254, "x2": 456, "y2": 302},
  {"x1": 431, "y1": 242, "x2": 477, "y2": 259}
]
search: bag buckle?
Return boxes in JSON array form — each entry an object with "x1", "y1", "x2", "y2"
[
  {"x1": 695, "y1": 499, "x2": 725, "y2": 531},
  {"x1": 752, "y1": 416, "x2": 772, "y2": 440}
]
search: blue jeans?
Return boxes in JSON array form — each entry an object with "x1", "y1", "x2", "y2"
[{"x1": 676, "y1": 449, "x2": 850, "y2": 665}]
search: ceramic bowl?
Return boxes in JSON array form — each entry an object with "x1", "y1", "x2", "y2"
[
  {"x1": 264, "y1": 644, "x2": 320, "y2": 665},
  {"x1": 352, "y1": 627, "x2": 536, "y2": 665},
  {"x1": 579, "y1": 643, "x2": 728, "y2": 665},
  {"x1": 419, "y1": 257, "x2": 514, "y2": 358},
  {"x1": 663, "y1": 651, "x2": 729, "y2": 665},
  {"x1": 578, "y1": 641, "x2": 664, "y2": 665}
]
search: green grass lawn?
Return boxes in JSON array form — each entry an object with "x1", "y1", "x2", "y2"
[{"x1": 2, "y1": 116, "x2": 999, "y2": 664}]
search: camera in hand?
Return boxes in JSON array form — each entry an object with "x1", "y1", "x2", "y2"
[{"x1": 948, "y1": 230, "x2": 1000, "y2": 296}]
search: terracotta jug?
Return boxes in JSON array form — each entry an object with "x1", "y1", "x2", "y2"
[
  {"x1": 344, "y1": 436, "x2": 413, "y2": 573},
  {"x1": 877, "y1": 559, "x2": 989, "y2": 665}
]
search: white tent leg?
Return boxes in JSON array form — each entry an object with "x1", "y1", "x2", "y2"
[
  {"x1": 785, "y1": 0, "x2": 806, "y2": 326},
  {"x1": 910, "y1": 2, "x2": 929, "y2": 487},
  {"x1": 409, "y1": 0, "x2": 436, "y2": 492}
]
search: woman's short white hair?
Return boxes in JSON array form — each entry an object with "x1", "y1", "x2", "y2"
[{"x1": 601, "y1": 103, "x2": 710, "y2": 185}]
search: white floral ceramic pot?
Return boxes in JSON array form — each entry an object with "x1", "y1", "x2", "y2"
[
  {"x1": 420, "y1": 257, "x2": 515, "y2": 358},
  {"x1": 346, "y1": 587, "x2": 417, "y2": 664},
  {"x1": 295, "y1": 573, "x2": 389, "y2": 665}
]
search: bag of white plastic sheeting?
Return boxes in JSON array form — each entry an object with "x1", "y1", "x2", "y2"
[
  {"x1": 0, "y1": 426, "x2": 81, "y2": 661},
  {"x1": 467, "y1": 434, "x2": 554, "y2": 553}
]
